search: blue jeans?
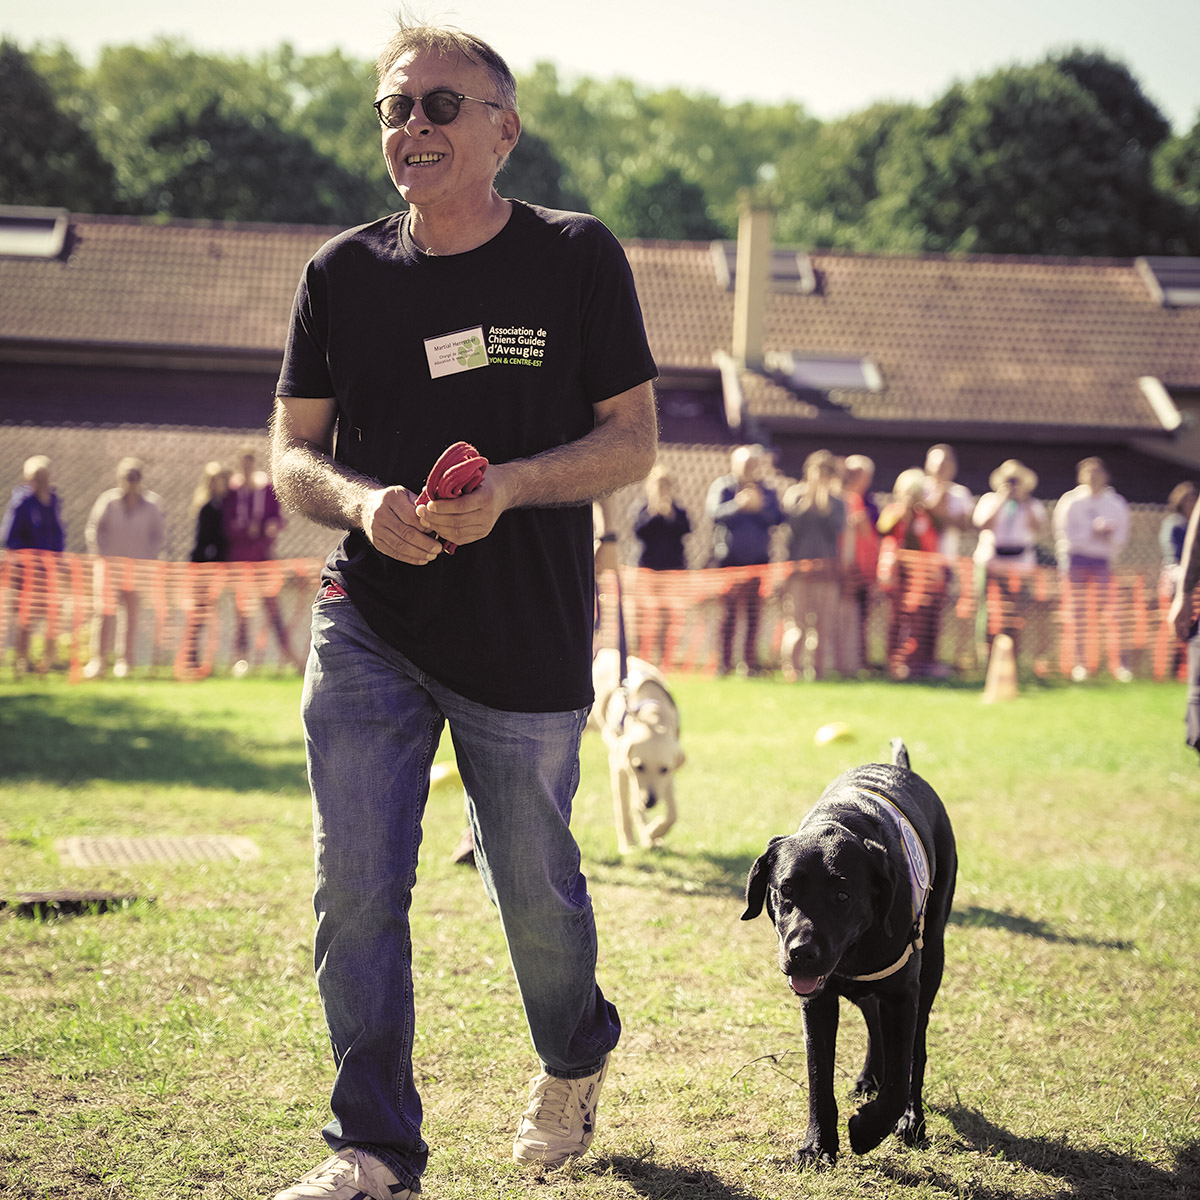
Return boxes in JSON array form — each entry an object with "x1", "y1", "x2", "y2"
[{"x1": 299, "y1": 593, "x2": 620, "y2": 1188}]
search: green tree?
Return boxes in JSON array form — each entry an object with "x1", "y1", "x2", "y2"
[
  {"x1": 773, "y1": 102, "x2": 918, "y2": 248},
  {"x1": 1050, "y1": 48, "x2": 1171, "y2": 154},
  {"x1": 1158, "y1": 117, "x2": 1200, "y2": 204},
  {"x1": 869, "y1": 61, "x2": 1176, "y2": 255},
  {"x1": 142, "y1": 96, "x2": 375, "y2": 223},
  {"x1": 36, "y1": 40, "x2": 294, "y2": 211},
  {"x1": 500, "y1": 129, "x2": 588, "y2": 211},
  {"x1": 515, "y1": 62, "x2": 815, "y2": 236},
  {"x1": 0, "y1": 41, "x2": 119, "y2": 211},
  {"x1": 607, "y1": 165, "x2": 723, "y2": 239},
  {"x1": 272, "y1": 46, "x2": 396, "y2": 219},
  {"x1": 1154, "y1": 118, "x2": 1200, "y2": 251}
]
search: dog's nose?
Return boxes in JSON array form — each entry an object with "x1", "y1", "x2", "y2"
[
  {"x1": 785, "y1": 942, "x2": 823, "y2": 973},
  {"x1": 644, "y1": 793, "x2": 658, "y2": 809}
]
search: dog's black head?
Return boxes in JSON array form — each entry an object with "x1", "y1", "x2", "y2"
[{"x1": 742, "y1": 823, "x2": 899, "y2": 998}]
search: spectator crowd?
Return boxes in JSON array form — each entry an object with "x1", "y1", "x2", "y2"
[{"x1": 0, "y1": 441, "x2": 1194, "y2": 685}]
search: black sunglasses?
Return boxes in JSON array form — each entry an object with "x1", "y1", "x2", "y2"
[{"x1": 374, "y1": 89, "x2": 502, "y2": 129}]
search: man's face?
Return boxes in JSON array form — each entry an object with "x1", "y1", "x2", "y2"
[
  {"x1": 378, "y1": 50, "x2": 519, "y2": 213},
  {"x1": 1080, "y1": 461, "x2": 1107, "y2": 492}
]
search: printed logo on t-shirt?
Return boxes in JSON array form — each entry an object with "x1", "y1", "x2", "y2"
[
  {"x1": 425, "y1": 326, "x2": 489, "y2": 379},
  {"x1": 486, "y1": 324, "x2": 547, "y2": 367}
]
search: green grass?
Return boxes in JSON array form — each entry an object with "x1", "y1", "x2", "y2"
[{"x1": 2, "y1": 673, "x2": 1199, "y2": 1199}]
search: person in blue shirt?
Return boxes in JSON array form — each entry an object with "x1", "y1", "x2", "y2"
[
  {"x1": 2, "y1": 455, "x2": 64, "y2": 553},
  {"x1": 705, "y1": 444, "x2": 783, "y2": 675},
  {"x1": 2, "y1": 455, "x2": 65, "y2": 675}
]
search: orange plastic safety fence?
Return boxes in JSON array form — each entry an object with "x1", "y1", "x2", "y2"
[
  {"x1": 0, "y1": 550, "x2": 322, "y2": 680},
  {"x1": 0, "y1": 548, "x2": 1189, "y2": 681}
]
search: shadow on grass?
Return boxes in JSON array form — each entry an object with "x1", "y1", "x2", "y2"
[
  {"x1": 0, "y1": 691, "x2": 306, "y2": 794},
  {"x1": 596, "y1": 1155, "x2": 760, "y2": 1199},
  {"x1": 950, "y1": 905, "x2": 1136, "y2": 951},
  {"x1": 899, "y1": 1103, "x2": 1200, "y2": 1199},
  {"x1": 593, "y1": 848, "x2": 749, "y2": 902}
]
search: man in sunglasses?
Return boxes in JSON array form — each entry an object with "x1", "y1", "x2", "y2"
[{"x1": 270, "y1": 19, "x2": 658, "y2": 1200}]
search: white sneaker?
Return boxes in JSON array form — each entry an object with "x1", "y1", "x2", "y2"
[
  {"x1": 513, "y1": 1058, "x2": 608, "y2": 1166},
  {"x1": 83, "y1": 657, "x2": 105, "y2": 679},
  {"x1": 112, "y1": 658, "x2": 129, "y2": 678},
  {"x1": 273, "y1": 1148, "x2": 415, "y2": 1199},
  {"x1": 1070, "y1": 665, "x2": 1088, "y2": 682},
  {"x1": 232, "y1": 658, "x2": 250, "y2": 678},
  {"x1": 1114, "y1": 666, "x2": 1133, "y2": 682}
]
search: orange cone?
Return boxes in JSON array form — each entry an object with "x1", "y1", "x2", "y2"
[{"x1": 981, "y1": 633, "x2": 1018, "y2": 703}]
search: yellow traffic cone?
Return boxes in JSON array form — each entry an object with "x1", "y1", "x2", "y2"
[{"x1": 981, "y1": 633, "x2": 1018, "y2": 703}]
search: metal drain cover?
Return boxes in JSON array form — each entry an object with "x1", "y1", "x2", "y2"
[{"x1": 56, "y1": 835, "x2": 261, "y2": 868}]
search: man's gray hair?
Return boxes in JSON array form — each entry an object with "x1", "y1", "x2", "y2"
[{"x1": 376, "y1": 20, "x2": 519, "y2": 114}]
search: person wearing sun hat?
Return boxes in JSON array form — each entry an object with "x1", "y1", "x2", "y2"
[
  {"x1": 972, "y1": 459, "x2": 1048, "y2": 666},
  {"x1": 974, "y1": 460, "x2": 1045, "y2": 571}
]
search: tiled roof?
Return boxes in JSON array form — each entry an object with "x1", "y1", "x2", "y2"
[
  {"x1": 623, "y1": 240, "x2": 733, "y2": 370},
  {"x1": 3, "y1": 214, "x2": 1200, "y2": 433},
  {"x1": 757, "y1": 251, "x2": 1200, "y2": 431},
  {"x1": 0, "y1": 214, "x2": 336, "y2": 354}
]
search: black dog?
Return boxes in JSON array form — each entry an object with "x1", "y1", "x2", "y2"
[{"x1": 742, "y1": 739, "x2": 956, "y2": 1166}]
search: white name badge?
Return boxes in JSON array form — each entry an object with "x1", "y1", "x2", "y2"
[{"x1": 424, "y1": 326, "x2": 489, "y2": 379}]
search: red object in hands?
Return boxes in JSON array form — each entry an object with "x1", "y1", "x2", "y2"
[{"x1": 416, "y1": 441, "x2": 489, "y2": 554}]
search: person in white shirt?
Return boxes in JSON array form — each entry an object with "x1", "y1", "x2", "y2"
[
  {"x1": 921, "y1": 444, "x2": 973, "y2": 675},
  {"x1": 973, "y1": 459, "x2": 1048, "y2": 667},
  {"x1": 84, "y1": 457, "x2": 166, "y2": 678},
  {"x1": 1053, "y1": 456, "x2": 1131, "y2": 681}
]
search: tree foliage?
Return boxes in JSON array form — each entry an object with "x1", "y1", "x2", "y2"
[
  {"x1": 143, "y1": 97, "x2": 377, "y2": 223},
  {"x1": 607, "y1": 165, "x2": 723, "y2": 240},
  {"x1": 0, "y1": 41, "x2": 120, "y2": 211},
  {"x1": 5, "y1": 38, "x2": 1199, "y2": 255}
]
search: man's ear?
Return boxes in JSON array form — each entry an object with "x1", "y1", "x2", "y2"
[{"x1": 495, "y1": 109, "x2": 521, "y2": 169}]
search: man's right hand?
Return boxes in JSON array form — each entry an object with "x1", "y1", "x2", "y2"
[{"x1": 361, "y1": 486, "x2": 443, "y2": 565}]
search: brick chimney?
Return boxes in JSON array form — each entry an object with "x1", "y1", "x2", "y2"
[{"x1": 731, "y1": 200, "x2": 772, "y2": 371}]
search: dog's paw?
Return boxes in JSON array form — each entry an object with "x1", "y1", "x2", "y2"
[
  {"x1": 795, "y1": 1138, "x2": 837, "y2": 1170},
  {"x1": 848, "y1": 1104, "x2": 893, "y2": 1156},
  {"x1": 893, "y1": 1104, "x2": 928, "y2": 1148}
]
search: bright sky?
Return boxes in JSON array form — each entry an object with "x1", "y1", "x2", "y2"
[{"x1": 4, "y1": 0, "x2": 1198, "y2": 130}]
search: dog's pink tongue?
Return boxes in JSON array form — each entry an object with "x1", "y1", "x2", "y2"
[{"x1": 790, "y1": 975, "x2": 822, "y2": 996}]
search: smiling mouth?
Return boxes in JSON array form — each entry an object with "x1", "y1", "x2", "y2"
[{"x1": 406, "y1": 152, "x2": 444, "y2": 166}]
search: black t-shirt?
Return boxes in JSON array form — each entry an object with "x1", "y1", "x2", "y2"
[{"x1": 277, "y1": 201, "x2": 657, "y2": 712}]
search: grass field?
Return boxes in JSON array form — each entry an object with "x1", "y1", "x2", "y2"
[{"x1": 2, "y1": 672, "x2": 1199, "y2": 1199}]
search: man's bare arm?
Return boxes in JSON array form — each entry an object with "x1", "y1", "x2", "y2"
[
  {"x1": 270, "y1": 396, "x2": 442, "y2": 565},
  {"x1": 417, "y1": 380, "x2": 659, "y2": 549}
]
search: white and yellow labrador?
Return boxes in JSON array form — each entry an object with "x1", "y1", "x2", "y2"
[{"x1": 589, "y1": 647, "x2": 684, "y2": 854}]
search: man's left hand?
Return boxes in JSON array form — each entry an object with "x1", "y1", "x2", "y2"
[{"x1": 417, "y1": 468, "x2": 513, "y2": 548}]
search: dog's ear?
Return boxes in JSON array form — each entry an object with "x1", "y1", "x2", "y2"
[
  {"x1": 674, "y1": 748, "x2": 686, "y2": 769},
  {"x1": 864, "y1": 837, "x2": 901, "y2": 938},
  {"x1": 741, "y1": 836, "x2": 783, "y2": 921}
]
